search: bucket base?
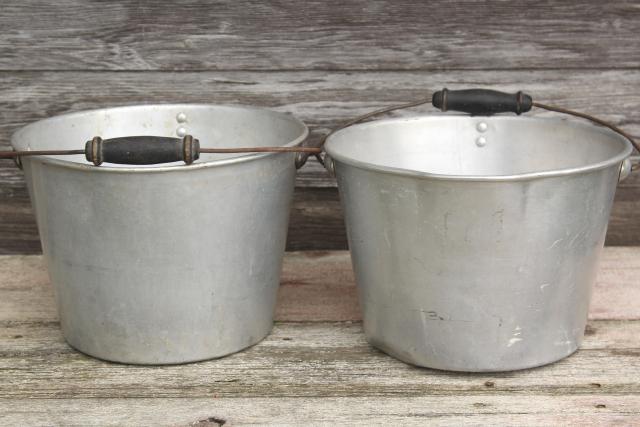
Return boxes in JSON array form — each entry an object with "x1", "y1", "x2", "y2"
[
  {"x1": 61, "y1": 324, "x2": 273, "y2": 365},
  {"x1": 368, "y1": 337, "x2": 580, "y2": 372}
]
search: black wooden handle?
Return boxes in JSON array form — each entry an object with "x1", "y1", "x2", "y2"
[
  {"x1": 85, "y1": 135, "x2": 200, "y2": 166},
  {"x1": 432, "y1": 88, "x2": 533, "y2": 115}
]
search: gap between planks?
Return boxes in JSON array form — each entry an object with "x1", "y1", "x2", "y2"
[
  {"x1": 0, "y1": 249, "x2": 638, "y2": 423},
  {"x1": 1, "y1": 320, "x2": 639, "y2": 399},
  {"x1": 1, "y1": 395, "x2": 639, "y2": 426},
  {"x1": 1, "y1": 70, "x2": 639, "y2": 251}
]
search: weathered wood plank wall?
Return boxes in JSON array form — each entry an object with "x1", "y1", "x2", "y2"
[{"x1": 0, "y1": 0, "x2": 638, "y2": 253}]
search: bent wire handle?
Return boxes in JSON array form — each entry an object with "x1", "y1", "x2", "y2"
[
  {"x1": 319, "y1": 88, "x2": 639, "y2": 175},
  {"x1": 530, "y1": 101, "x2": 640, "y2": 173},
  {"x1": 314, "y1": 88, "x2": 537, "y2": 169},
  {"x1": 3, "y1": 136, "x2": 322, "y2": 166},
  {"x1": 3, "y1": 88, "x2": 637, "y2": 170},
  {"x1": 432, "y1": 88, "x2": 640, "y2": 174},
  {"x1": 296, "y1": 97, "x2": 434, "y2": 168},
  {"x1": 295, "y1": 140, "x2": 324, "y2": 169},
  {"x1": 86, "y1": 135, "x2": 322, "y2": 166}
]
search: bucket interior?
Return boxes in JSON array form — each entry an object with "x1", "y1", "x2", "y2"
[
  {"x1": 325, "y1": 116, "x2": 630, "y2": 178},
  {"x1": 12, "y1": 104, "x2": 308, "y2": 167}
]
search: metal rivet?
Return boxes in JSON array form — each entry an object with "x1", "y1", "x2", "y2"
[
  {"x1": 476, "y1": 122, "x2": 488, "y2": 132},
  {"x1": 176, "y1": 127, "x2": 187, "y2": 137},
  {"x1": 176, "y1": 112, "x2": 187, "y2": 123},
  {"x1": 476, "y1": 136, "x2": 487, "y2": 147}
]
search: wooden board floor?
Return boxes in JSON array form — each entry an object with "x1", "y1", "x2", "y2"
[{"x1": 1, "y1": 248, "x2": 639, "y2": 425}]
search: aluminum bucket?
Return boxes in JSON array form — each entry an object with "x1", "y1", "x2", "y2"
[
  {"x1": 324, "y1": 115, "x2": 632, "y2": 372},
  {"x1": 11, "y1": 104, "x2": 308, "y2": 364}
]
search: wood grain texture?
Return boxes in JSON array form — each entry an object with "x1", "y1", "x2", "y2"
[
  {"x1": 2, "y1": 70, "x2": 639, "y2": 147},
  {"x1": 1, "y1": 396, "x2": 639, "y2": 426},
  {"x1": 2, "y1": 1, "x2": 639, "y2": 423},
  {"x1": 1, "y1": 320, "x2": 639, "y2": 399},
  {"x1": 0, "y1": 250, "x2": 638, "y2": 424},
  {"x1": 2, "y1": 0, "x2": 640, "y2": 71},
  {"x1": 0, "y1": 69, "x2": 639, "y2": 251}
]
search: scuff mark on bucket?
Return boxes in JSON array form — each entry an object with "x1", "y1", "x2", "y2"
[
  {"x1": 508, "y1": 326, "x2": 523, "y2": 347},
  {"x1": 383, "y1": 228, "x2": 391, "y2": 249},
  {"x1": 443, "y1": 211, "x2": 451, "y2": 237},
  {"x1": 507, "y1": 337, "x2": 523, "y2": 347},
  {"x1": 548, "y1": 238, "x2": 564, "y2": 250},
  {"x1": 492, "y1": 208, "x2": 504, "y2": 243},
  {"x1": 412, "y1": 309, "x2": 472, "y2": 323}
]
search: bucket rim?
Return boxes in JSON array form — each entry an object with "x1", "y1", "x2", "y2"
[
  {"x1": 324, "y1": 115, "x2": 633, "y2": 182},
  {"x1": 11, "y1": 103, "x2": 309, "y2": 173}
]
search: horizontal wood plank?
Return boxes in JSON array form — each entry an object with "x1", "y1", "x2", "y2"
[
  {"x1": 2, "y1": 0, "x2": 640, "y2": 71},
  {"x1": 3, "y1": 1, "x2": 639, "y2": 422},
  {"x1": 0, "y1": 69, "x2": 639, "y2": 251},
  {"x1": 1, "y1": 395, "x2": 639, "y2": 426},
  {"x1": 0, "y1": 320, "x2": 639, "y2": 399},
  {"x1": 2, "y1": 70, "x2": 639, "y2": 147},
  {"x1": 1, "y1": 250, "x2": 638, "y2": 423},
  {"x1": 1, "y1": 247, "x2": 639, "y2": 324}
]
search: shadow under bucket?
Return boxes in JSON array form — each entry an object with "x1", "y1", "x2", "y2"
[{"x1": 325, "y1": 115, "x2": 632, "y2": 372}]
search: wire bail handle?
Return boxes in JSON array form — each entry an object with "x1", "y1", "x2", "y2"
[
  {"x1": 3, "y1": 88, "x2": 637, "y2": 170},
  {"x1": 297, "y1": 88, "x2": 639, "y2": 171}
]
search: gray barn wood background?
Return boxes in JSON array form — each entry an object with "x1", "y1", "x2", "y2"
[{"x1": 0, "y1": 0, "x2": 638, "y2": 253}]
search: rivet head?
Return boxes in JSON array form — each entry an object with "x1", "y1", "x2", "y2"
[
  {"x1": 176, "y1": 112, "x2": 187, "y2": 123},
  {"x1": 476, "y1": 136, "x2": 487, "y2": 147},
  {"x1": 476, "y1": 122, "x2": 488, "y2": 132},
  {"x1": 176, "y1": 127, "x2": 187, "y2": 137}
]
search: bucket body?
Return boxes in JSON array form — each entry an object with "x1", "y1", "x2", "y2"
[
  {"x1": 325, "y1": 116, "x2": 631, "y2": 372},
  {"x1": 12, "y1": 104, "x2": 308, "y2": 364}
]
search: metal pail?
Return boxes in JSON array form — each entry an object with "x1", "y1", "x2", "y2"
[
  {"x1": 324, "y1": 115, "x2": 632, "y2": 372},
  {"x1": 11, "y1": 104, "x2": 308, "y2": 364}
]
